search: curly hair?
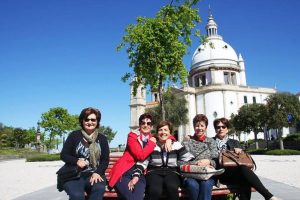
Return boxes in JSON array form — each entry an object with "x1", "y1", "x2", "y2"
[{"x1": 193, "y1": 114, "x2": 208, "y2": 127}]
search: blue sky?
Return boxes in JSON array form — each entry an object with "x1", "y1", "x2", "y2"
[{"x1": 0, "y1": 0, "x2": 299, "y2": 147}]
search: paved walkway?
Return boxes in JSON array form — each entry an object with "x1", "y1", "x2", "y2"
[
  {"x1": 13, "y1": 176, "x2": 300, "y2": 200},
  {"x1": 3, "y1": 155, "x2": 300, "y2": 200}
]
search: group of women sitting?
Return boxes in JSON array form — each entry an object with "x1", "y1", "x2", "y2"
[{"x1": 60, "y1": 107, "x2": 279, "y2": 200}]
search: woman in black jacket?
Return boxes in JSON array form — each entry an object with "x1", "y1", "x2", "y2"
[
  {"x1": 213, "y1": 117, "x2": 278, "y2": 200},
  {"x1": 61, "y1": 107, "x2": 109, "y2": 200}
]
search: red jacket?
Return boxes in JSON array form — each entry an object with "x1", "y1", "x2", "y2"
[{"x1": 108, "y1": 130, "x2": 156, "y2": 187}]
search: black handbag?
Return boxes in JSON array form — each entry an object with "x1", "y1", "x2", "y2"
[{"x1": 56, "y1": 164, "x2": 82, "y2": 192}]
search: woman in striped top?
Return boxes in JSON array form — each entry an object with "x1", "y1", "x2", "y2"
[{"x1": 135, "y1": 120, "x2": 194, "y2": 200}]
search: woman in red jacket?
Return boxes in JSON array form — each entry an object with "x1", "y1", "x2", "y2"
[
  {"x1": 109, "y1": 113, "x2": 156, "y2": 200},
  {"x1": 109, "y1": 113, "x2": 173, "y2": 200}
]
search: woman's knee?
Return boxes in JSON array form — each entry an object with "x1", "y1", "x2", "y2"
[
  {"x1": 184, "y1": 178, "x2": 199, "y2": 189},
  {"x1": 199, "y1": 178, "x2": 214, "y2": 188},
  {"x1": 91, "y1": 181, "x2": 106, "y2": 192}
]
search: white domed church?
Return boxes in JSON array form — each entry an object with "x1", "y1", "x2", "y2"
[{"x1": 129, "y1": 12, "x2": 276, "y2": 141}]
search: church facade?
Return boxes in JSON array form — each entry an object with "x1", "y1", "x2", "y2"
[{"x1": 130, "y1": 12, "x2": 277, "y2": 141}]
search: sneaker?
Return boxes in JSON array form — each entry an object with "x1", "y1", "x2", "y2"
[{"x1": 269, "y1": 196, "x2": 280, "y2": 200}]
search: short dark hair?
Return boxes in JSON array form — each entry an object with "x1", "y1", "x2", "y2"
[
  {"x1": 139, "y1": 113, "x2": 153, "y2": 126},
  {"x1": 79, "y1": 107, "x2": 101, "y2": 129},
  {"x1": 213, "y1": 117, "x2": 230, "y2": 129},
  {"x1": 156, "y1": 121, "x2": 173, "y2": 135},
  {"x1": 193, "y1": 114, "x2": 208, "y2": 127}
]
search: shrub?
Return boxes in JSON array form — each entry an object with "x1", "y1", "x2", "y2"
[
  {"x1": 247, "y1": 149, "x2": 268, "y2": 155},
  {"x1": 284, "y1": 133, "x2": 300, "y2": 141},
  {"x1": 26, "y1": 153, "x2": 60, "y2": 162},
  {"x1": 265, "y1": 149, "x2": 300, "y2": 155}
]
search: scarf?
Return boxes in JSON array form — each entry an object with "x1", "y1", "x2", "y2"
[
  {"x1": 215, "y1": 135, "x2": 228, "y2": 153},
  {"x1": 194, "y1": 134, "x2": 206, "y2": 142},
  {"x1": 81, "y1": 129, "x2": 101, "y2": 169}
]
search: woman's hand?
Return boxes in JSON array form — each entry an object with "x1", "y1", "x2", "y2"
[
  {"x1": 183, "y1": 135, "x2": 191, "y2": 141},
  {"x1": 164, "y1": 138, "x2": 173, "y2": 152},
  {"x1": 90, "y1": 173, "x2": 104, "y2": 186},
  {"x1": 197, "y1": 159, "x2": 210, "y2": 167},
  {"x1": 234, "y1": 148, "x2": 243, "y2": 154},
  {"x1": 128, "y1": 176, "x2": 139, "y2": 191},
  {"x1": 149, "y1": 137, "x2": 157, "y2": 144},
  {"x1": 76, "y1": 159, "x2": 88, "y2": 168}
]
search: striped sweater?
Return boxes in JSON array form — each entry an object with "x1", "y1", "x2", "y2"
[{"x1": 133, "y1": 141, "x2": 194, "y2": 177}]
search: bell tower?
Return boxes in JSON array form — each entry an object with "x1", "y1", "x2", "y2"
[{"x1": 129, "y1": 82, "x2": 146, "y2": 130}]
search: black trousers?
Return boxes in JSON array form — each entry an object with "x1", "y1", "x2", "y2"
[
  {"x1": 219, "y1": 165, "x2": 273, "y2": 200},
  {"x1": 145, "y1": 170, "x2": 181, "y2": 200}
]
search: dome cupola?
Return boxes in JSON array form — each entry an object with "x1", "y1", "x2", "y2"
[{"x1": 191, "y1": 11, "x2": 239, "y2": 71}]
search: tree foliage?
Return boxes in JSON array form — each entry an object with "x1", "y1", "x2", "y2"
[
  {"x1": 146, "y1": 90, "x2": 188, "y2": 129},
  {"x1": 0, "y1": 125, "x2": 36, "y2": 148},
  {"x1": 25, "y1": 127, "x2": 37, "y2": 145},
  {"x1": 12, "y1": 128, "x2": 27, "y2": 148},
  {"x1": 40, "y1": 107, "x2": 78, "y2": 149},
  {"x1": 0, "y1": 126, "x2": 13, "y2": 148},
  {"x1": 99, "y1": 126, "x2": 117, "y2": 144},
  {"x1": 266, "y1": 92, "x2": 300, "y2": 149},
  {"x1": 118, "y1": 0, "x2": 200, "y2": 119},
  {"x1": 231, "y1": 104, "x2": 268, "y2": 149},
  {"x1": 266, "y1": 92, "x2": 300, "y2": 129}
]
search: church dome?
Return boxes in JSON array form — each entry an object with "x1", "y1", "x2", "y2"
[
  {"x1": 191, "y1": 37, "x2": 238, "y2": 69},
  {"x1": 191, "y1": 12, "x2": 239, "y2": 70}
]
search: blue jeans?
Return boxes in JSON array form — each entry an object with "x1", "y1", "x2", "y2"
[
  {"x1": 184, "y1": 178, "x2": 215, "y2": 200},
  {"x1": 64, "y1": 176, "x2": 106, "y2": 200}
]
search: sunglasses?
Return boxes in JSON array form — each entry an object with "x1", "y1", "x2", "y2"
[
  {"x1": 84, "y1": 118, "x2": 97, "y2": 122},
  {"x1": 141, "y1": 121, "x2": 152, "y2": 126},
  {"x1": 216, "y1": 126, "x2": 227, "y2": 130}
]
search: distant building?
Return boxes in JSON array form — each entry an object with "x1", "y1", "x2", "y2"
[{"x1": 130, "y1": 11, "x2": 278, "y2": 141}]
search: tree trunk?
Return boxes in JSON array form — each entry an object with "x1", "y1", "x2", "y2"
[
  {"x1": 278, "y1": 129, "x2": 284, "y2": 150},
  {"x1": 158, "y1": 76, "x2": 165, "y2": 120},
  {"x1": 254, "y1": 131, "x2": 259, "y2": 149},
  {"x1": 279, "y1": 137, "x2": 284, "y2": 150}
]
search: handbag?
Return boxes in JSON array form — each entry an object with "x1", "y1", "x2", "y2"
[
  {"x1": 180, "y1": 164, "x2": 225, "y2": 180},
  {"x1": 219, "y1": 150, "x2": 256, "y2": 169},
  {"x1": 56, "y1": 164, "x2": 82, "y2": 192}
]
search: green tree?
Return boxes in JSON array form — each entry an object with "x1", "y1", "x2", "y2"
[
  {"x1": 25, "y1": 127, "x2": 38, "y2": 146},
  {"x1": 146, "y1": 90, "x2": 188, "y2": 129},
  {"x1": 231, "y1": 104, "x2": 268, "y2": 149},
  {"x1": 119, "y1": 0, "x2": 201, "y2": 120},
  {"x1": 266, "y1": 92, "x2": 300, "y2": 150},
  {"x1": 0, "y1": 126, "x2": 14, "y2": 147},
  {"x1": 40, "y1": 107, "x2": 78, "y2": 149},
  {"x1": 99, "y1": 126, "x2": 117, "y2": 144},
  {"x1": 229, "y1": 114, "x2": 242, "y2": 141},
  {"x1": 12, "y1": 128, "x2": 28, "y2": 148}
]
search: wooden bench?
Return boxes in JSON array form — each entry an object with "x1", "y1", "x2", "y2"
[{"x1": 103, "y1": 153, "x2": 255, "y2": 199}]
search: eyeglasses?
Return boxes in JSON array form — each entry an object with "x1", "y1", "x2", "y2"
[
  {"x1": 216, "y1": 126, "x2": 227, "y2": 130},
  {"x1": 84, "y1": 118, "x2": 97, "y2": 122},
  {"x1": 141, "y1": 121, "x2": 152, "y2": 126}
]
